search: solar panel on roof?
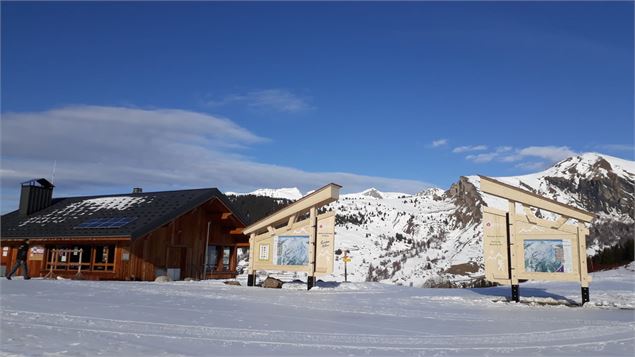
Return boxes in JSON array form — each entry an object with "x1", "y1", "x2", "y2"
[{"x1": 74, "y1": 217, "x2": 137, "y2": 229}]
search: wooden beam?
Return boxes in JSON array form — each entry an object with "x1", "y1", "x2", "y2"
[
  {"x1": 229, "y1": 228, "x2": 243, "y2": 235},
  {"x1": 522, "y1": 205, "x2": 538, "y2": 224},
  {"x1": 479, "y1": 176, "x2": 594, "y2": 223},
  {"x1": 253, "y1": 211, "x2": 335, "y2": 242},
  {"x1": 243, "y1": 183, "x2": 341, "y2": 235},
  {"x1": 221, "y1": 212, "x2": 233, "y2": 220},
  {"x1": 287, "y1": 214, "x2": 298, "y2": 229},
  {"x1": 551, "y1": 216, "x2": 568, "y2": 229}
]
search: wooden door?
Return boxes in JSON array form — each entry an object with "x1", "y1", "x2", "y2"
[{"x1": 28, "y1": 245, "x2": 45, "y2": 277}]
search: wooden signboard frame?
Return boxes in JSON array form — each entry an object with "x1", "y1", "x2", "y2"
[
  {"x1": 243, "y1": 183, "x2": 341, "y2": 290},
  {"x1": 480, "y1": 176, "x2": 593, "y2": 305}
]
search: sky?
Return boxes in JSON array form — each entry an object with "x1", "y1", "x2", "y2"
[{"x1": 1, "y1": 1, "x2": 633, "y2": 212}]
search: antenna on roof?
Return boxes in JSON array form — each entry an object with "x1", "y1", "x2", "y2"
[{"x1": 51, "y1": 160, "x2": 57, "y2": 184}]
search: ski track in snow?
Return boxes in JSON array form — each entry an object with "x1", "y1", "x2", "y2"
[
  {"x1": 2, "y1": 267, "x2": 635, "y2": 356},
  {"x1": 2, "y1": 309, "x2": 633, "y2": 355}
]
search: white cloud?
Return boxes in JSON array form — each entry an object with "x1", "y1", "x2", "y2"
[
  {"x1": 206, "y1": 89, "x2": 312, "y2": 113},
  {"x1": 1, "y1": 106, "x2": 432, "y2": 211},
  {"x1": 515, "y1": 161, "x2": 548, "y2": 170},
  {"x1": 465, "y1": 145, "x2": 577, "y2": 167},
  {"x1": 495, "y1": 146, "x2": 513, "y2": 153},
  {"x1": 499, "y1": 153, "x2": 524, "y2": 162},
  {"x1": 431, "y1": 139, "x2": 448, "y2": 147},
  {"x1": 452, "y1": 145, "x2": 487, "y2": 153},
  {"x1": 465, "y1": 152, "x2": 498, "y2": 163},
  {"x1": 517, "y1": 146, "x2": 576, "y2": 162}
]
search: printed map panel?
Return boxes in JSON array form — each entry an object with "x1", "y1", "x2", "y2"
[
  {"x1": 275, "y1": 235, "x2": 309, "y2": 266},
  {"x1": 523, "y1": 239, "x2": 572, "y2": 273}
]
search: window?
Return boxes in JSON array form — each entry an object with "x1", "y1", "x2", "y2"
[
  {"x1": 93, "y1": 245, "x2": 115, "y2": 271},
  {"x1": 223, "y1": 247, "x2": 231, "y2": 271},
  {"x1": 45, "y1": 245, "x2": 115, "y2": 272},
  {"x1": 206, "y1": 246, "x2": 235, "y2": 273},
  {"x1": 206, "y1": 246, "x2": 218, "y2": 273},
  {"x1": 68, "y1": 245, "x2": 92, "y2": 271}
]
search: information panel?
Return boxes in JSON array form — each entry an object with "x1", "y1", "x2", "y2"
[
  {"x1": 274, "y1": 235, "x2": 309, "y2": 266},
  {"x1": 523, "y1": 239, "x2": 572, "y2": 273},
  {"x1": 244, "y1": 183, "x2": 341, "y2": 289},
  {"x1": 479, "y1": 175, "x2": 593, "y2": 304}
]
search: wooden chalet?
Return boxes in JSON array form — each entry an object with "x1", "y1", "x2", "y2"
[{"x1": 1, "y1": 179, "x2": 248, "y2": 281}]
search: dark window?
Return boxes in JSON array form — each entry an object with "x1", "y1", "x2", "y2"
[
  {"x1": 223, "y1": 247, "x2": 231, "y2": 271},
  {"x1": 206, "y1": 246, "x2": 218, "y2": 273},
  {"x1": 206, "y1": 246, "x2": 234, "y2": 273},
  {"x1": 93, "y1": 245, "x2": 115, "y2": 271},
  {"x1": 69, "y1": 245, "x2": 91, "y2": 270}
]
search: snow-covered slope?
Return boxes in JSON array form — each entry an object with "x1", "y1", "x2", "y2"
[
  {"x1": 328, "y1": 185, "x2": 482, "y2": 286},
  {"x1": 227, "y1": 187, "x2": 303, "y2": 200},
  {"x1": 494, "y1": 152, "x2": 634, "y2": 215}
]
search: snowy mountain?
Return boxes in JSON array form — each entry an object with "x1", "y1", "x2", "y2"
[
  {"x1": 226, "y1": 187, "x2": 303, "y2": 201},
  {"x1": 328, "y1": 184, "x2": 481, "y2": 287},
  {"x1": 238, "y1": 153, "x2": 634, "y2": 287},
  {"x1": 344, "y1": 188, "x2": 410, "y2": 200},
  {"x1": 486, "y1": 152, "x2": 634, "y2": 255}
]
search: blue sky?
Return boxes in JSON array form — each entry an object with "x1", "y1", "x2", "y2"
[{"x1": 1, "y1": 1, "x2": 633, "y2": 211}]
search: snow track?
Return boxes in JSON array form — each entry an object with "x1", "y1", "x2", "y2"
[
  {"x1": 1, "y1": 267, "x2": 634, "y2": 356},
  {"x1": 3, "y1": 309, "x2": 633, "y2": 355}
]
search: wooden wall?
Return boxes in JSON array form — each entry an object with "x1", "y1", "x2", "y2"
[
  {"x1": 127, "y1": 199, "x2": 244, "y2": 281},
  {"x1": 128, "y1": 206, "x2": 212, "y2": 280}
]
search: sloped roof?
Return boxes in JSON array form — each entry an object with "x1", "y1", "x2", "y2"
[{"x1": 1, "y1": 188, "x2": 246, "y2": 240}]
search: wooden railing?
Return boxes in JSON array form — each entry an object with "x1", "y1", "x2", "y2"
[{"x1": 44, "y1": 249, "x2": 85, "y2": 279}]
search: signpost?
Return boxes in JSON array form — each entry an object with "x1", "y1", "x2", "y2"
[
  {"x1": 480, "y1": 176, "x2": 594, "y2": 305},
  {"x1": 243, "y1": 183, "x2": 341, "y2": 290},
  {"x1": 342, "y1": 251, "x2": 351, "y2": 282}
]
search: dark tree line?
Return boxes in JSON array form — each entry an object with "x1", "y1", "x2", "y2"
[
  {"x1": 226, "y1": 195, "x2": 293, "y2": 225},
  {"x1": 589, "y1": 238, "x2": 634, "y2": 272}
]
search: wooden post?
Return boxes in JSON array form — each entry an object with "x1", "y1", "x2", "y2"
[
  {"x1": 508, "y1": 201, "x2": 520, "y2": 303},
  {"x1": 247, "y1": 233, "x2": 256, "y2": 287},
  {"x1": 344, "y1": 250, "x2": 348, "y2": 282},
  {"x1": 578, "y1": 224, "x2": 591, "y2": 305},
  {"x1": 75, "y1": 249, "x2": 84, "y2": 280},
  {"x1": 79, "y1": 248, "x2": 82, "y2": 274},
  {"x1": 203, "y1": 221, "x2": 211, "y2": 280},
  {"x1": 307, "y1": 207, "x2": 317, "y2": 290},
  {"x1": 44, "y1": 249, "x2": 56, "y2": 279}
]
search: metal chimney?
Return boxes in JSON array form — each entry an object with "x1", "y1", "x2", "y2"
[{"x1": 19, "y1": 178, "x2": 55, "y2": 216}]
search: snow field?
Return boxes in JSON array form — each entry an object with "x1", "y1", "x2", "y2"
[{"x1": 1, "y1": 266, "x2": 633, "y2": 356}]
